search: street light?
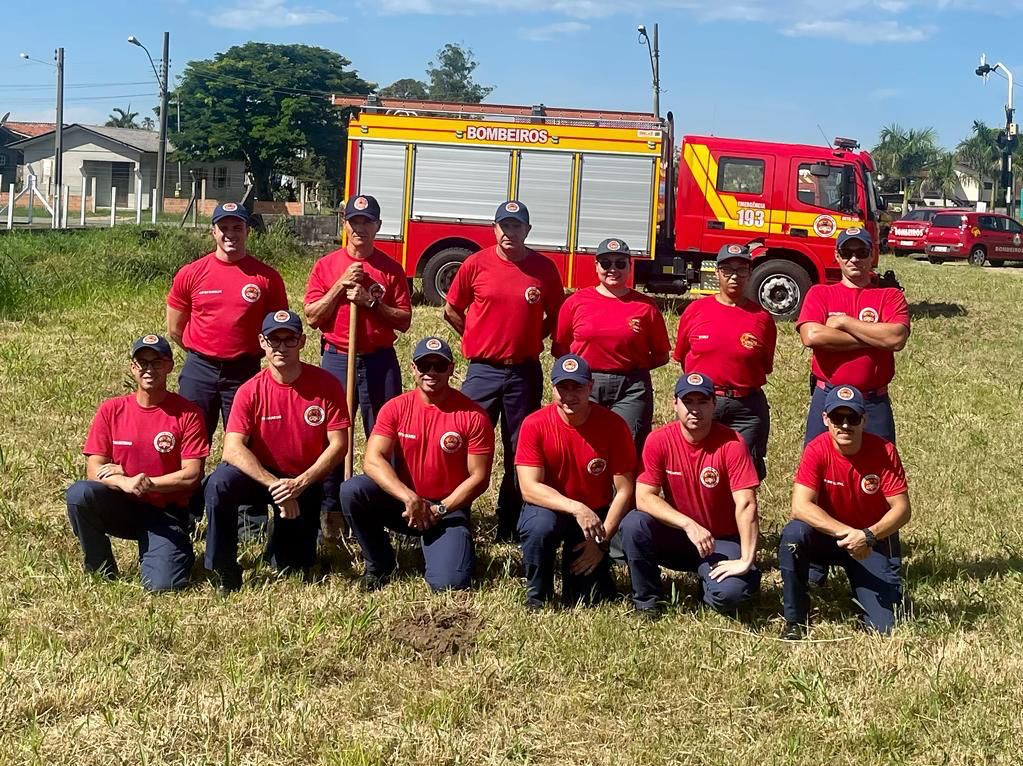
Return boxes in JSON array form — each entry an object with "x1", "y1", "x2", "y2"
[
  {"x1": 128, "y1": 32, "x2": 170, "y2": 215},
  {"x1": 19, "y1": 49, "x2": 63, "y2": 228},
  {"x1": 637, "y1": 24, "x2": 661, "y2": 119},
  {"x1": 976, "y1": 53, "x2": 1017, "y2": 213}
]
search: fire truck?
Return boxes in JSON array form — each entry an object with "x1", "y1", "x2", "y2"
[{"x1": 332, "y1": 96, "x2": 886, "y2": 319}]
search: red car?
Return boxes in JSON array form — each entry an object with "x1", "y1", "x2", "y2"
[
  {"x1": 888, "y1": 207, "x2": 954, "y2": 256},
  {"x1": 925, "y1": 210, "x2": 1023, "y2": 266}
]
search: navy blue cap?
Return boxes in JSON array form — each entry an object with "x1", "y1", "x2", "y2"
[
  {"x1": 261, "y1": 309, "x2": 303, "y2": 336},
  {"x1": 412, "y1": 336, "x2": 454, "y2": 363},
  {"x1": 596, "y1": 238, "x2": 631, "y2": 257},
  {"x1": 131, "y1": 334, "x2": 173, "y2": 359},
  {"x1": 495, "y1": 200, "x2": 530, "y2": 225},
  {"x1": 716, "y1": 243, "x2": 753, "y2": 264},
  {"x1": 211, "y1": 201, "x2": 249, "y2": 225},
  {"x1": 344, "y1": 194, "x2": 381, "y2": 221},
  {"x1": 837, "y1": 227, "x2": 872, "y2": 249},
  {"x1": 551, "y1": 354, "x2": 592, "y2": 385},
  {"x1": 674, "y1": 372, "x2": 715, "y2": 399},
  {"x1": 824, "y1": 385, "x2": 867, "y2": 416}
]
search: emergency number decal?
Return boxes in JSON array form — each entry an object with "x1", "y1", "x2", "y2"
[{"x1": 737, "y1": 209, "x2": 765, "y2": 228}]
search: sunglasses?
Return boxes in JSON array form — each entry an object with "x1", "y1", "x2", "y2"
[
  {"x1": 718, "y1": 265, "x2": 751, "y2": 277},
  {"x1": 837, "y1": 249, "x2": 871, "y2": 261},
  {"x1": 415, "y1": 359, "x2": 451, "y2": 373},
  {"x1": 263, "y1": 335, "x2": 301, "y2": 348},
  {"x1": 597, "y1": 258, "x2": 629, "y2": 271},
  {"x1": 828, "y1": 411, "x2": 863, "y2": 427},
  {"x1": 131, "y1": 358, "x2": 167, "y2": 370}
]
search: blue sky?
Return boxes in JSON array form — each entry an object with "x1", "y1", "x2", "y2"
[{"x1": 3, "y1": 0, "x2": 1022, "y2": 151}]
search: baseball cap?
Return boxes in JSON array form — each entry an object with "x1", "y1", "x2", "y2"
[
  {"x1": 344, "y1": 194, "x2": 381, "y2": 221},
  {"x1": 261, "y1": 309, "x2": 303, "y2": 336},
  {"x1": 495, "y1": 200, "x2": 530, "y2": 225},
  {"x1": 824, "y1": 385, "x2": 867, "y2": 416},
  {"x1": 836, "y1": 227, "x2": 872, "y2": 249},
  {"x1": 716, "y1": 243, "x2": 753, "y2": 264},
  {"x1": 131, "y1": 334, "x2": 172, "y2": 359},
  {"x1": 551, "y1": 354, "x2": 592, "y2": 385},
  {"x1": 211, "y1": 201, "x2": 249, "y2": 225},
  {"x1": 596, "y1": 238, "x2": 632, "y2": 257},
  {"x1": 674, "y1": 372, "x2": 715, "y2": 399},
  {"x1": 412, "y1": 336, "x2": 454, "y2": 363}
]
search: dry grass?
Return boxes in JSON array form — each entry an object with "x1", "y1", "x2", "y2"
[{"x1": 0, "y1": 233, "x2": 1021, "y2": 765}]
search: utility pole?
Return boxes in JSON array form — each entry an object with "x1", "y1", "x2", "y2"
[
  {"x1": 157, "y1": 32, "x2": 170, "y2": 215},
  {"x1": 54, "y1": 47, "x2": 64, "y2": 228},
  {"x1": 976, "y1": 54, "x2": 1016, "y2": 213},
  {"x1": 637, "y1": 24, "x2": 661, "y2": 118}
]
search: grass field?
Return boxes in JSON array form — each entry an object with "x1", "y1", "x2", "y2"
[{"x1": 1, "y1": 228, "x2": 1021, "y2": 765}]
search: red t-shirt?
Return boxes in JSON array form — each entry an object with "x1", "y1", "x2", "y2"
[
  {"x1": 796, "y1": 432, "x2": 908, "y2": 529},
  {"x1": 796, "y1": 282, "x2": 910, "y2": 389},
  {"x1": 673, "y1": 296, "x2": 777, "y2": 391},
  {"x1": 226, "y1": 364, "x2": 350, "y2": 477},
  {"x1": 372, "y1": 389, "x2": 494, "y2": 501},
  {"x1": 552, "y1": 287, "x2": 671, "y2": 372},
  {"x1": 167, "y1": 252, "x2": 289, "y2": 360},
  {"x1": 304, "y1": 247, "x2": 412, "y2": 354},
  {"x1": 446, "y1": 245, "x2": 564, "y2": 361},
  {"x1": 515, "y1": 403, "x2": 636, "y2": 511},
  {"x1": 638, "y1": 422, "x2": 759, "y2": 537},
  {"x1": 83, "y1": 393, "x2": 209, "y2": 508}
]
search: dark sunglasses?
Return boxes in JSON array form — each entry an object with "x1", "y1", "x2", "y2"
[
  {"x1": 597, "y1": 257, "x2": 629, "y2": 271},
  {"x1": 837, "y1": 248, "x2": 871, "y2": 261},
  {"x1": 828, "y1": 411, "x2": 863, "y2": 427},
  {"x1": 131, "y1": 358, "x2": 167, "y2": 370},
  {"x1": 263, "y1": 335, "x2": 301, "y2": 348},
  {"x1": 415, "y1": 359, "x2": 451, "y2": 373}
]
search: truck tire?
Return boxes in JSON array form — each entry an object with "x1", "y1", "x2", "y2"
[
  {"x1": 422, "y1": 247, "x2": 472, "y2": 306},
  {"x1": 749, "y1": 259, "x2": 812, "y2": 321},
  {"x1": 989, "y1": 259, "x2": 1006, "y2": 268},
  {"x1": 968, "y1": 246, "x2": 987, "y2": 267}
]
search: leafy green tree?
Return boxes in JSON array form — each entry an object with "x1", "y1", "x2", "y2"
[
  {"x1": 956, "y1": 121, "x2": 1002, "y2": 208},
  {"x1": 379, "y1": 78, "x2": 429, "y2": 100},
  {"x1": 922, "y1": 152, "x2": 961, "y2": 205},
  {"x1": 105, "y1": 106, "x2": 139, "y2": 129},
  {"x1": 172, "y1": 42, "x2": 374, "y2": 198},
  {"x1": 140, "y1": 116, "x2": 155, "y2": 131},
  {"x1": 872, "y1": 124, "x2": 939, "y2": 213},
  {"x1": 426, "y1": 44, "x2": 493, "y2": 103}
]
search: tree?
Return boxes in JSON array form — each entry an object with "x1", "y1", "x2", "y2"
[
  {"x1": 872, "y1": 124, "x2": 939, "y2": 213},
  {"x1": 171, "y1": 42, "x2": 374, "y2": 198},
  {"x1": 922, "y1": 151, "x2": 961, "y2": 205},
  {"x1": 379, "y1": 78, "x2": 429, "y2": 100},
  {"x1": 956, "y1": 121, "x2": 1001, "y2": 208},
  {"x1": 426, "y1": 44, "x2": 493, "y2": 103},
  {"x1": 106, "y1": 106, "x2": 139, "y2": 129},
  {"x1": 140, "y1": 116, "x2": 155, "y2": 131}
]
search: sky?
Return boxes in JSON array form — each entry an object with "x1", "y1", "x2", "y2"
[{"x1": 3, "y1": 0, "x2": 1023, "y2": 151}]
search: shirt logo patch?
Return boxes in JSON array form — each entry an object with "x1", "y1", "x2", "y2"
[
  {"x1": 739, "y1": 332, "x2": 760, "y2": 350},
  {"x1": 241, "y1": 283, "x2": 261, "y2": 303},
  {"x1": 861, "y1": 474, "x2": 881, "y2": 495},
  {"x1": 687, "y1": 373, "x2": 705, "y2": 385},
  {"x1": 858, "y1": 307, "x2": 879, "y2": 323},
  {"x1": 440, "y1": 431, "x2": 464, "y2": 453},
  {"x1": 142, "y1": 334, "x2": 160, "y2": 344},
  {"x1": 303, "y1": 405, "x2": 325, "y2": 426},
  {"x1": 153, "y1": 431, "x2": 176, "y2": 454},
  {"x1": 369, "y1": 282, "x2": 386, "y2": 300},
  {"x1": 836, "y1": 387, "x2": 855, "y2": 401},
  {"x1": 586, "y1": 457, "x2": 608, "y2": 476},
  {"x1": 524, "y1": 286, "x2": 542, "y2": 304},
  {"x1": 629, "y1": 317, "x2": 642, "y2": 334},
  {"x1": 700, "y1": 466, "x2": 720, "y2": 488}
]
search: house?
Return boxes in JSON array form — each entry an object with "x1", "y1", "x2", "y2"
[
  {"x1": 8, "y1": 124, "x2": 246, "y2": 209},
  {"x1": 0, "y1": 121, "x2": 54, "y2": 190}
]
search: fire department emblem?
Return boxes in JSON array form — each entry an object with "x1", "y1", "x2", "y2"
[
  {"x1": 727, "y1": 244, "x2": 744, "y2": 255},
  {"x1": 813, "y1": 215, "x2": 837, "y2": 238},
  {"x1": 586, "y1": 457, "x2": 607, "y2": 476},
  {"x1": 858, "y1": 307, "x2": 879, "y2": 323},
  {"x1": 369, "y1": 282, "x2": 386, "y2": 300},
  {"x1": 561, "y1": 358, "x2": 579, "y2": 373},
  {"x1": 142, "y1": 334, "x2": 159, "y2": 345},
  {"x1": 629, "y1": 317, "x2": 643, "y2": 333},
  {"x1": 836, "y1": 387, "x2": 855, "y2": 401},
  {"x1": 700, "y1": 466, "x2": 720, "y2": 488},
  {"x1": 686, "y1": 373, "x2": 704, "y2": 385},
  {"x1": 303, "y1": 405, "x2": 325, "y2": 426},
  {"x1": 241, "y1": 283, "x2": 261, "y2": 303},
  {"x1": 273, "y1": 310, "x2": 291, "y2": 322},
  {"x1": 739, "y1": 333, "x2": 759, "y2": 350},
  {"x1": 524, "y1": 286, "x2": 542, "y2": 304},
  {"x1": 440, "y1": 431, "x2": 463, "y2": 453},
  {"x1": 606, "y1": 239, "x2": 622, "y2": 251},
  {"x1": 861, "y1": 474, "x2": 881, "y2": 495},
  {"x1": 222, "y1": 202, "x2": 238, "y2": 212},
  {"x1": 846, "y1": 227, "x2": 862, "y2": 236},
  {"x1": 153, "y1": 431, "x2": 176, "y2": 454},
  {"x1": 504, "y1": 201, "x2": 520, "y2": 213},
  {"x1": 353, "y1": 196, "x2": 369, "y2": 211},
  {"x1": 425, "y1": 338, "x2": 443, "y2": 351}
]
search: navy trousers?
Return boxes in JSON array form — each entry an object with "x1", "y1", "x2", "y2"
[
  {"x1": 517, "y1": 503, "x2": 615, "y2": 607},
  {"x1": 204, "y1": 463, "x2": 323, "y2": 577},
  {"x1": 778, "y1": 519, "x2": 903, "y2": 633},
  {"x1": 65, "y1": 480, "x2": 193, "y2": 592},
  {"x1": 340, "y1": 474, "x2": 475, "y2": 591},
  {"x1": 715, "y1": 388, "x2": 770, "y2": 480},
  {"x1": 590, "y1": 370, "x2": 655, "y2": 453},
  {"x1": 460, "y1": 359, "x2": 543, "y2": 538},
  {"x1": 804, "y1": 382, "x2": 896, "y2": 446},
  {"x1": 620, "y1": 510, "x2": 761, "y2": 613},
  {"x1": 320, "y1": 345, "x2": 402, "y2": 515}
]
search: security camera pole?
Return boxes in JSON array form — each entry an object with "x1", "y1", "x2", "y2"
[
  {"x1": 976, "y1": 54, "x2": 1016, "y2": 213},
  {"x1": 638, "y1": 23, "x2": 661, "y2": 118}
]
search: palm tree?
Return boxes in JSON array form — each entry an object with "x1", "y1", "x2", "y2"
[
  {"x1": 922, "y1": 152, "x2": 961, "y2": 205},
  {"x1": 105, "y1": 106, "x2": 139, "y2": 129},
  {"x1": 140, "y1": 116, "x2": 155, "y2": 131},
  {"x1": 872, "y1": 124, "x2": 939, "y2": 213},
  {"x1": 956, "y1": 121, "x2": 1001, "y2": 208}
]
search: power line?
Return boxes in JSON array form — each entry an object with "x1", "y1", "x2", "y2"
[
  {"x1": 0, "y1": 80, "x2": 154, "y2": 90},
  {"x1": 6, "y1": 92, "x2": 156, "y2": 105},
  {"x1": 185, "y1": 65, "x2": 335, "y2": 98}
]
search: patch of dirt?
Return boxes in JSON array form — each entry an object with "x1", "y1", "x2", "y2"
[{"x1": 388, "y1": 605, "x2": 481, "y2": 662}]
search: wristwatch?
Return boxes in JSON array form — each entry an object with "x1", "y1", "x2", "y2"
[
  {"x1": 862, "y1": 528, "x2": 877, "y2": 547},
  {"x1": 432, "y1": 503, "x2": 448, "y2": 516}
]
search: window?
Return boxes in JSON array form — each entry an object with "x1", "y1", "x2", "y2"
[
  {"x1": 215, "y1": 166, "x2": 228, "y2": 190},
  {"x1": 717, "y1": 157, "x2": 764, "y2": 195},
  {"x1": 796, "y1": 163, "x2": 855, "y2": 212},
  {"x1": 1004, "y1": 218, "x2": 1023, "y2": 234},
  {"x1": 931, "y1": 213, "x2": 966, "y2": 228},
  {"x1": 978, "y1": 215, "x2": 998, "y2": 231},
  {"x1": 0, "y1": 154, "x2": 7, "y2": 168}
]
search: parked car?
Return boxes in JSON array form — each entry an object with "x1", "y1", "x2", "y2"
[
  {"x1": 888, "y1": 207, "x2": 955, "y2": 256},
  {"x1": 924, "y1": 210, "x2": 1023, "y2": 266}
]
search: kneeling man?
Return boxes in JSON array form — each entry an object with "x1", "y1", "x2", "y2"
[
  {"x1": 779, "y1": 385, "x2": 910, "y2": 638},
  {"x1": 621, "y1": 373, "x2": 761, "y2": 618}
]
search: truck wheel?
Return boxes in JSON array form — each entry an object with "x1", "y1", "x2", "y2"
[
  {"x1": 989, "y1": 259, "x2": 1005, "y2": 268},
  {"x1": 422, "y1": 247, "x2": 471, "y2": 306},
  {"x1": 750, "y1": 260, "x2": 812, "y2": 321},
  {"x1": 968, "y1": 246, "x2": 987, "y2": 267}
]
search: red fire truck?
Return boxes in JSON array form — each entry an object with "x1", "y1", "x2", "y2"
[{"x1": 332, "y1": 96, "x2": 887, "y2": 319}]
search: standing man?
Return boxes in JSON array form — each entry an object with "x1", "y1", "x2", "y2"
[
  {"x1": 620, "y1": 373, "x2": 761, "y2": 619},
  {"x1": 66, "y1": 335, "x2": 208, "y2": 592},
  {"x1": 673, "y1": 244, "x2": 776, "y2": 479},
  {"x1": 779, "y1": 386, "x2": 911, "y2": 638},
  {"x1": 797, "y1": 228, "x2": 910, "y2": 445},
  {"x1": 515, "y1": 355, "x2": 636, "y2": 609},
  {"x1": 203, "y1": 311, "x2": 350, "y2": 593},
  {"x1": 341, "y1": 337, "x2": 494, "y2": 592},
  {"x1": 444, "y1": 200, "x2": 565, "y2": 542}
]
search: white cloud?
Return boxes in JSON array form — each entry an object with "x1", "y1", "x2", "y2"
[
  {"x1": 784, "y1": 19, "x2": 935, "y2": 43},
  {"x1": 209, "y1": 0, "x2": 343, "y2": 29},
  {"x1": 520, "y1": 21, "x2": 591, "y2": 41}
]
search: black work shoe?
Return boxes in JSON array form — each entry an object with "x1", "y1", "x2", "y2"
[
  {"x1": 215, "y1": 567, "x2": 242, "y2": 597},
  {"x1": 358, "y1": 571, "x2": 392, "y2": 593},
  {"x1": 780, "y1": 621, "x2": 807, "y2": 641},
  {"x1": 632, "y1": 607, "x2": 662, "y2": 622},
  {"x1": 524, "y1": 597, "x2": 546, "y2": 612}
]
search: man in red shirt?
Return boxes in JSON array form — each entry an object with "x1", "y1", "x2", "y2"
[
  {"x1": 66, "y1": 335, "x2": 209, "y2": 591},
  {"x1": 203, "y1": 310, "x2": 350, "y2": 593},
  {"x1": 797, "y1": 228, "x2": 910, "y2": 446},
  {"x1": 779, "y1": 385, "x2": 911, "y2": 638},
  {"x1": 516, "y1": 355, "x2": 636, "y2": 609},
  {"x1": 620, "y1": 373, "x2": 761, "y2": 619},
  {"x1": 444, "y1": 200, "x2": 565, "y2": 542},
  {"x1": 341, "y1": 337, "x2": 494, "y2": 591}
]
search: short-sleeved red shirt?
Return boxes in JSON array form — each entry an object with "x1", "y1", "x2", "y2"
[
  {"x1": 83, "y1": 393, "x2": 209, "y2": 507},
  {"x1": 672, "y1": 296, "x2": 777, "y2": 391},
  {"x1": 796, "y1": 432, "x2": 908, "y2": 529},
  {"x1": 372, "y1": 389, "x2": 494, "y2": 501},
  {"x1": 515, "y1": 403, "x2": 636, "y2": 510},
  {"x1": 304, "y1": 247, "x2": 412, "y2": 354},
  {"x1": 796, "y1": 282, "x2": 910, "y2": 389},
  {"x1": 226, "y1": 364, "x2": 350, "y2": 477},
  {"x1": 167, "y1": 252, "x2": 288, "y2": 360},
  {"x1": 553, "y1": 287, "x2": 671, "y2": 373},
  {"x1": 446, "y1": 245, "x2": 564, "y2": 361},
  {"x1": 638, "y1": 421, "x2": 759, "y2": 537}
]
